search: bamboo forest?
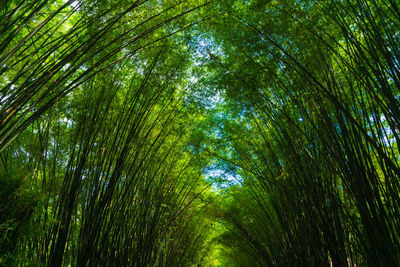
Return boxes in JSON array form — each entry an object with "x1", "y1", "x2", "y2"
[{"x1": 1, "y1": 0, "x2": 400, "y2": 266}]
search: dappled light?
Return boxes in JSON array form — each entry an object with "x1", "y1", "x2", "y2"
[{"x1": 1, "y1": 0, "x2": 400, "y2": 266}]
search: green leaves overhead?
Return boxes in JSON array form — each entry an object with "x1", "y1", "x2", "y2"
[
  {"x1": 2, "y1": 0, "x2": 400, "y2": 266},
  {"x1": 197, "y1": 0, "x2": 400, "y2": 265}
]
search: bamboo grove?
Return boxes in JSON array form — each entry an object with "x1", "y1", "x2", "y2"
[{"x1": 1, "y1": 0, "x2": 400, "y2": 266}]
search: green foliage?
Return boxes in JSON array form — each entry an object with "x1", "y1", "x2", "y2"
[
  {"x1": 0, "y1": 170, "x2": 39, "y2": 265},
  {"x1": 1, "y1": 0, "x2": 400, "y2": 266},
  {"x1": 195, "y1": 0, "x2": 400, "y2": 265}
]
